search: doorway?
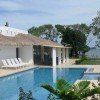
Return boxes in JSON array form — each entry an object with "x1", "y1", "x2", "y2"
[{"x1": 16, "y1": 48, "x2": 19, "y2": 58}]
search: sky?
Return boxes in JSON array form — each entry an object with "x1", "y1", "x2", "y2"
[{"x1": 0, "y1": 0, "x2": 100, "y2": 30}]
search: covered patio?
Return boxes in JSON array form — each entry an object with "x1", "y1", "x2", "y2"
[
  {"x1": 34, "y1": 45, "x2": 69, "y2": 66},
  {"x1": 0, "y1": 34, "x2": 70, "y2": 67}
]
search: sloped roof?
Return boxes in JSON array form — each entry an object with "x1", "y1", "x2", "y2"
[{"x1": 0, "y1": 34, "x2": 70, "y2": 48}]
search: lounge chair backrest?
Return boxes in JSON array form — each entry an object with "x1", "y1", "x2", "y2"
[
  {"x1": 6, "y1": 59, "x2": 12, "y2": 66},
  {"x1": 10, "y1": 59, "x2": 16, "y2": 65},
  {"x1": 18, "y1": 58, "x2": 23, "y2": 63},
  {"x1": 14, "y1": 58, "x2": 20, "y2": 64},
  {"x1": 2, "y1": 60, "x2": 8, "y2": 66}
]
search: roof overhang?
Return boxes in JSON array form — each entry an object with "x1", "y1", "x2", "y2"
[{"x1": 0, "y1": 34, "x2": 71, "y2": 48}]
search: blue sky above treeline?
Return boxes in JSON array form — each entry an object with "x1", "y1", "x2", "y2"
[{"x1": 0, "y1": 0, "x2": 100, "y2": 30}]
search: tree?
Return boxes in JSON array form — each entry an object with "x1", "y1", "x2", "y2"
[
  {"x1": 55, "y1": 24, "x2": 90, "y2": 57},
  {"x1": 67, "y1": 24, "x2": 93, "y2": 46},
  {"x1": 60, "y1": 27, "x2": 87, "y2": 57},
  {"x1": 28, "y1": 24, "x2": 60, "y2": 42},
  {"x1": 55, "y1": 24, "x2": 65, "y2": 33},
  {"x1": 41, "y1": 79, "x2": 100, "y2": 100},
  {"x1": 68, "y1": 24, "x2": 90, "y2": 35},
  {"x1": 90, "y1": 11, "x2": 100, "y2": 48},
  {"x1": 28, "y1": 26, "x2": 40, "y2": 37},
  {"x1": 90, "y1": 11, "x2": 100, "y2": 35}
]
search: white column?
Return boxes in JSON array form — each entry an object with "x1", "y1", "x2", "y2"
[
  {"x1": 52, "y1": 47, "x2": 56, "y2": 66},
  {"x1": 66, "y1": 48, "x2": 69, "y2": 63},
  {"x1": 57, "y1": 48, "x2": 61, "y2": 65},
  {"x1": 41, "y1": 46, "x2": 44, "y2": 63},
  {"x1": 62, "y1": 48, "x2": 65, "y2": 63}
]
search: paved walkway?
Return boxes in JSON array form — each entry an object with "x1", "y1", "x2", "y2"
[
  {"x1": 0, "y1": 66, "x2": 35, "y2": 78},
  {"x1": 59, "y1": 64, "x2": 100, "y2": 73}
]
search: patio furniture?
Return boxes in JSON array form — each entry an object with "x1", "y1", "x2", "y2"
[
  {"x1": 18, "y1": 58, "x2": 29, "y2": 66},
  {"x1": 2, "y1": 59, "x2": 18, "y2": 69},
  {"x1": 6, "y1": 59, "x2": 20, "y2": 68},
  {"x1": 14, "y1": 58, "x2": 25, "y2": 67},
  {"x1": 11, "y1": 58, "x2": 22, "y2": 68},
  {"x1": 2, "y1": 60, "x2": 10, "y2": 68}
]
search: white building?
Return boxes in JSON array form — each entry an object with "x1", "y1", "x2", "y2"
[
  {"x1": 0, "y1": 26, "x2": 28, "y2": 36},
  {"x1": 85, "y1": 48, "x2": 100, "y2": 58},
  {"x1": 0, "y1": 26, "x2": 70, "y2": 67}
]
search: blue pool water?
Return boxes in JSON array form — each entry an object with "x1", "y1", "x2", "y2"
[{"x1": 0, "y1": 68, "x2": 86, "y2": 100}]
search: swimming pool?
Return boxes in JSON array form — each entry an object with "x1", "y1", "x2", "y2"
[{"x1": 0, "y1": 68, "x2": 86, "y2": 100}]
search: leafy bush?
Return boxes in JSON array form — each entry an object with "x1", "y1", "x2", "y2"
[
  {"x1": 75, "y1": 60, "x2": 81, "y2": 64},
  {"x1": 75, "y1": 56, "x2": 88, "y2": 64},
  {"x1": 81, "y1": 56, "x2": 87, "y2": 61}
]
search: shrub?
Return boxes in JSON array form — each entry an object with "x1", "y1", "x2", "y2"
[
  {"x1": 41, "y1": 79, "x2": 100, "y2": 100},
  {"x1": 75, "y1": 60, "x2": 81, "y2": 64},
  {"x1": 81, "y1": 56, "x2": 87, "y2": 61},
  {"x1": 75, "y1": 56, "x2": 88, "y2": 64}
]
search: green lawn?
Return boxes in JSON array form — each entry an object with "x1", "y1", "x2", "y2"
[{"x1": 79, "y1": 59, "x2": 100, "y2": 65}]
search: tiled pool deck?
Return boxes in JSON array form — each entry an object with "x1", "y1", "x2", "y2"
[
  {"x1": 0, "y1": 62, "x2": 100, "y2": 78},
  {"x1": 0, "y1": 66, "x2": 35, "y2": 78},
  {"x1": 57, "y1": 63, "x2": 100, "y2": 73}
]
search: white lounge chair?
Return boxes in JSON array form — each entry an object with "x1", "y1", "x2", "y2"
[
  {"x1": 2, "y1": 60, "x2": 10, "y2": 68},
  {"x1": 10, "y1": 59, "x2": 21, "y2": 68},
  {"x1": 6, "y1": 59, "x2": 12, "y2": 65},
  {"x1": 14, "y1": 58, "x2": 25, "y2": 67},
  {"x1": 2, "y1": 59, "x2": 17, "y2": 69},
  {"x1": 6, "y1": 59, "x2": 19, "y2": 68},
  {"x1": 18, "y1": 58, "x2": 29, "y2": 66}
]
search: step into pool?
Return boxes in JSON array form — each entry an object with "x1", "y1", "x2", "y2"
[{"x1": 82, "y1": 73, "x2": 100, "y2": 80}]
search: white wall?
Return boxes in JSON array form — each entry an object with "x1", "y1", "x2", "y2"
[
  {"x1": 0, "y1": 26, "x2": 28, "y2": 37},
  {"x1": 19, "y1": 46, "x2": 33, "y2": 64},
  {"x1": 0, "y1": 45, "x2": 34, "y2": 67},
  {"x1": 0, "y1": 46, "x2": 16, "y2": 67}
]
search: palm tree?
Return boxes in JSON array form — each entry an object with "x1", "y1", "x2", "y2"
[{"x1": 41, "y1": 79, "x2": 100, "y2": 100}]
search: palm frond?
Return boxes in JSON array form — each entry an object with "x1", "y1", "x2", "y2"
[
  {"x1": 56, "y1": 79, "x2": 72, "y2": 91},
  {"x1": 64, "y1": 91, "x2": 81, "y2": 100},
  {"x1": 41, "y1": 84, "x2": 58, "y2": 95},
  {"x1": 73, "y1": 81, "x2": 90, "y2": 94},
  {"x1": 81, "y1": 87, "x2": 100, "y2": 99},
  {"x1": 41, "y1": 79, "x2": 100, "y2": 100}
]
